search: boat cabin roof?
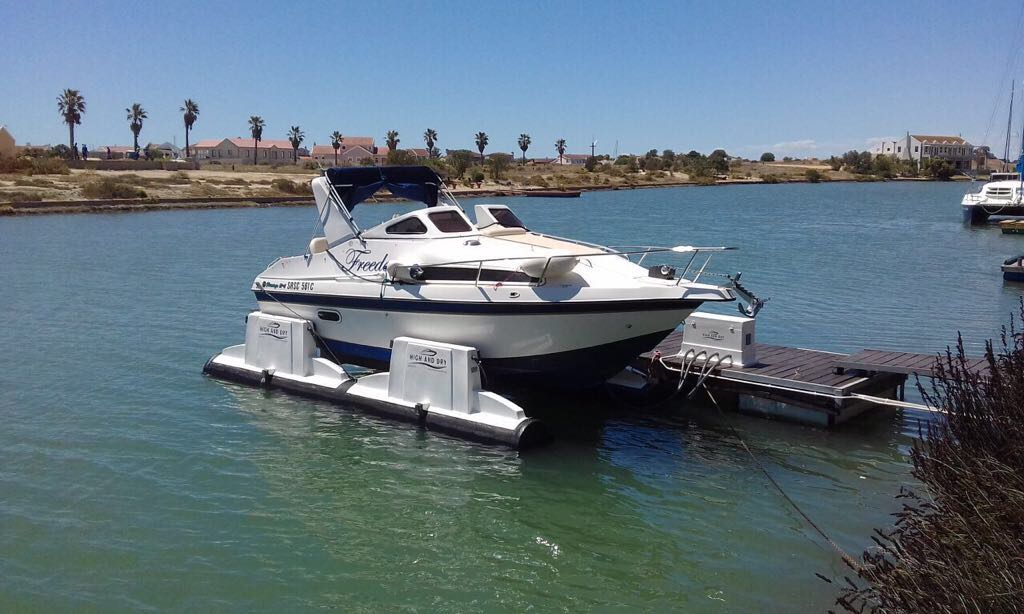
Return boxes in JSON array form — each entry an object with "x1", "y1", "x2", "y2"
[
  {"x1": 361, "y1": 204, "x2": 530, "y2": 240},
  {"x1": 983, "y1": 180, "x2": 1023, "y2": 190},
  {"x1": 361, "y1": 205, "x2": 477, "y2": 239}
]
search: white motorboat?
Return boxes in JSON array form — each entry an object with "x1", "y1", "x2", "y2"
[{"x1": 251, "y1": 166, "x2": 754, "y2": 389}]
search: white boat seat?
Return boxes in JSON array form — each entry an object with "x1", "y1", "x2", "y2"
[
  {"x1": 494, "y1": 232, "x2": 596, "y2": 255},
  {"x1": 479, "y1": 224, "x2": 529, "y2": 237},
  {"x1": 308, "y1": 237, "x2": 329, "y2": 254}
]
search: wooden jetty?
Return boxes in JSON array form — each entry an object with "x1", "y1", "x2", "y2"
[
  {"x1": 630, "y1": 332, "x2": 952, "y2": 428},
  {"x1": 999, "y1": 219, "x2": 1024, "y2": 234}
]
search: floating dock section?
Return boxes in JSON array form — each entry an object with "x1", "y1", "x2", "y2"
[{"x1": 625, "y1": 314, "x2": 950, "y2": 428}]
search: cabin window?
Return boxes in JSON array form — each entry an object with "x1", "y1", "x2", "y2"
[
  {"x1": 489, "y1": 207, "x2": 526, "y2": 229},
  {"x1": 428, "y1": 210, "x2": 472, "y2": 233},
  {"x1": 386, "y1": 217, "x2": 428, "y2": 235}
]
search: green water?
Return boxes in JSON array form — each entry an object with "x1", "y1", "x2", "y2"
[{"x1": 1, "y1": 182, "x2": 1019, "y2": 611}]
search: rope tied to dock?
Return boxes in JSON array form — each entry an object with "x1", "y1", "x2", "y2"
[{"x1": 698, "y1": 381, "x2": 863, "y2": 573}]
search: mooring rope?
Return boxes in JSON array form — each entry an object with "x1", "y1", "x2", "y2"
[{"x1": 698, "y1": 382, "x2": 863, "y2": 572}]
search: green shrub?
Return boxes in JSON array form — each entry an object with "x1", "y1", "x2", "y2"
[
  {"x1": 1, "y1": 190, "x2": 48, "y2": 203},
  {"x1": 81, "y1": 177, "x2": 147, "y2": 199},
  {"x1": 805, "y1": 169, "x2": 823, "y2": 183},
  {"x1": 528, "y1": 175, "x2": 549, "y2": 187},
  {"x1": 30, "y1": 158, "x2": 70, "y2": 175},
  {"x1": 836, "y1": 300, "x2": 1024, "y2": 613},
  {"x1": 13, "y1": 177, "x2": 55, "y2": 187},
  {"x1": 692, "y1": 175, "x2": 716, "y2": 186},
  {"x1": 0, "y1": 156, "x2": 70, "y2": 176},
  {"x1": 470, "y1": 169, "x2": 485, "y2": 183},
  {"x1": 270, "y1": 178, "x2": 312, "y2": 195},
  {"x1": 760, "y1": 174, "x2": 781, "y2": 184}
]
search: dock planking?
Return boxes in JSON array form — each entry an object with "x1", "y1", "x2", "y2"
[
  {"x1": 642, "y1": 332, "x2": 890, "y2": 395},
  {"x1": 633, "y1": 331, "x2": 911, "y2": 426},
  {"x1": 835, "y1": 349, "x2": 988, "y2": 378}
]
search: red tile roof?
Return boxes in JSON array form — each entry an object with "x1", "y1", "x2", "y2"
[
  {"x1": 911, "y1": 135, "x2": 968, "y2": 145},
  {"x1": 193, "y1": 137, "x2": 301, "y2": 149}
]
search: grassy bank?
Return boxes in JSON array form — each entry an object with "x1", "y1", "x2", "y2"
[{"x1": 0, "y1": 160, "x2": 969, "y2": 215}]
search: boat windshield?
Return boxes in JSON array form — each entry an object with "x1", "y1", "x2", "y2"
[
  {"x1": 428, "y1": 210, "x2": 472, "y2": 233},
  {"x1": 490, "y1": 207, "x2": 527, "y2": 229}
]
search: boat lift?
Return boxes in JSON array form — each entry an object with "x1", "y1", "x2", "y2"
[{"x1": 204, "y1": 311, "x2": 547, "y2": 448}]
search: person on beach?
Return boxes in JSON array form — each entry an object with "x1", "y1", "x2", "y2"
[{"x1": 81, "y1": 144, "x2": 88, "y2": 160}]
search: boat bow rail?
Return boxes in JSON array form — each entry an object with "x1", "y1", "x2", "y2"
[{"x1": 384, "y1": 245, "x2": 738, "y2": 287}]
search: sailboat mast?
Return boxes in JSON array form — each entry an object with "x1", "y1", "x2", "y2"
[{"x1": 1005, "y1": 80, "x2": 1015, "y2": 162}]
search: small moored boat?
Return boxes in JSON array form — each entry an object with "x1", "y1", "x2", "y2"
[{"x1": 1003, "y1": 255, "x2": 1024, "y2": 281}]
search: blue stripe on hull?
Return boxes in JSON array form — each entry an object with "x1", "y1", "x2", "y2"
[
  {"x1": 255, "y1": 290, "x2": 708, "y2": 315},
  {"x1": 319, "y1": 329, "x2": 675, "y2": 390}
]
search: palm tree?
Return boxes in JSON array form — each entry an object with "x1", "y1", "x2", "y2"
[
  {"x1": 555, "y1": 138, "x2": 567, "y2": 164},
  {"x1": 57, "y1": 88, "x2": 86, "y2": 154},
  {"x1": 288, "y1": 125, "x2": 305, "y2": 163},
  {"x1": 475, "y1": 131, "x2": 489, "y2": 164},
  {"x1": 330, "y1": 131, "x2": 343, "y2": 166},
  {"x1": 249, "y1": 116, "x2": 264, "y2": 165},
  {"x1": 518, "y1": 133, "x2": 531, "y2": 164},
  {"x1": 180, "y1": 99, "x2": 199, "y2": 159},
  {"x1": 126, "y1": 103, "x2": 147, "y2": 155},
  {"x1": 423, "y1": 128, "x2": 438, "y2": 158},
  {"x1": 385, "y1": 130, "x2": 400, "y2": 152}
]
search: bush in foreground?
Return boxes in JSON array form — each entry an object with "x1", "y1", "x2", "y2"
[
  {"x1": 81, "y1": 177, "x2": 147, "y2": 199},
  {"x1": 0, "y1": 156, "x2": 70, "y2": 176},
  {"x1": 270, "y1": 178, "x2": 312, "y2": 195},
  {"x1": 835, "y1": 299, "x2": 1024, "y2": 613}
]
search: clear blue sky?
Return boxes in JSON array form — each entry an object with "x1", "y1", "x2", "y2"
[{"x1": 3, "y1": 0, "x2": 1024, "y2": 158}]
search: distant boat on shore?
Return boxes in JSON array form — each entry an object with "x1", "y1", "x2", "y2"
[{"x1": 523, "y1": 189, "x2": 582, "y2": 198}]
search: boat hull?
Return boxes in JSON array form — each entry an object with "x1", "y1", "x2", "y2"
[
  {"x1": 1003, "y1": 265, "x2": 1024, "y2": 282},
  {"x1": 254, "y1": 292, "x2": 701, "y2": 389}
]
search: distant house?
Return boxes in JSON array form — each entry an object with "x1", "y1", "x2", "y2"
[
  {"x1": 192, "y1": 137, "x2": 309, "y2": 164},
  {"x1": 873, "y1": 133, "x2": 976, "y2": 170},
  {"x1": 310, "y1": 136, "x2": 376, "y2": 166},
  {"x1": 93, "y1": 145, "x2": 134, "y2": 160},
  {"x1": 547, "y1": 153, "x2": 589, "y2": 166},
  {"x1": 0, "y1": 126, "x2": 15, "y2": 158},
  {"x1": 152, "y1": 142, "x2": 182, "y2": 159}
]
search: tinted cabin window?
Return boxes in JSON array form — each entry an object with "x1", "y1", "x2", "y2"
[
  {"x1": 428, "y1": 210, "x2": 472, "y2": 233},
  {"x1": 489, "y1": 207, "x2": 526, "y2": 229},
  {"x1": 386, "y1": 217, "x2": 428, "y2": 235}
]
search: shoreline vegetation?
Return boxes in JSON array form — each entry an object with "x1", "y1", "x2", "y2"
[
  {"x1": 831, "y1": 300, "x2": 1024, "y2": 613},
  {"x1": 0, "y1": 152, "x2": 974, "y2": 217}
]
